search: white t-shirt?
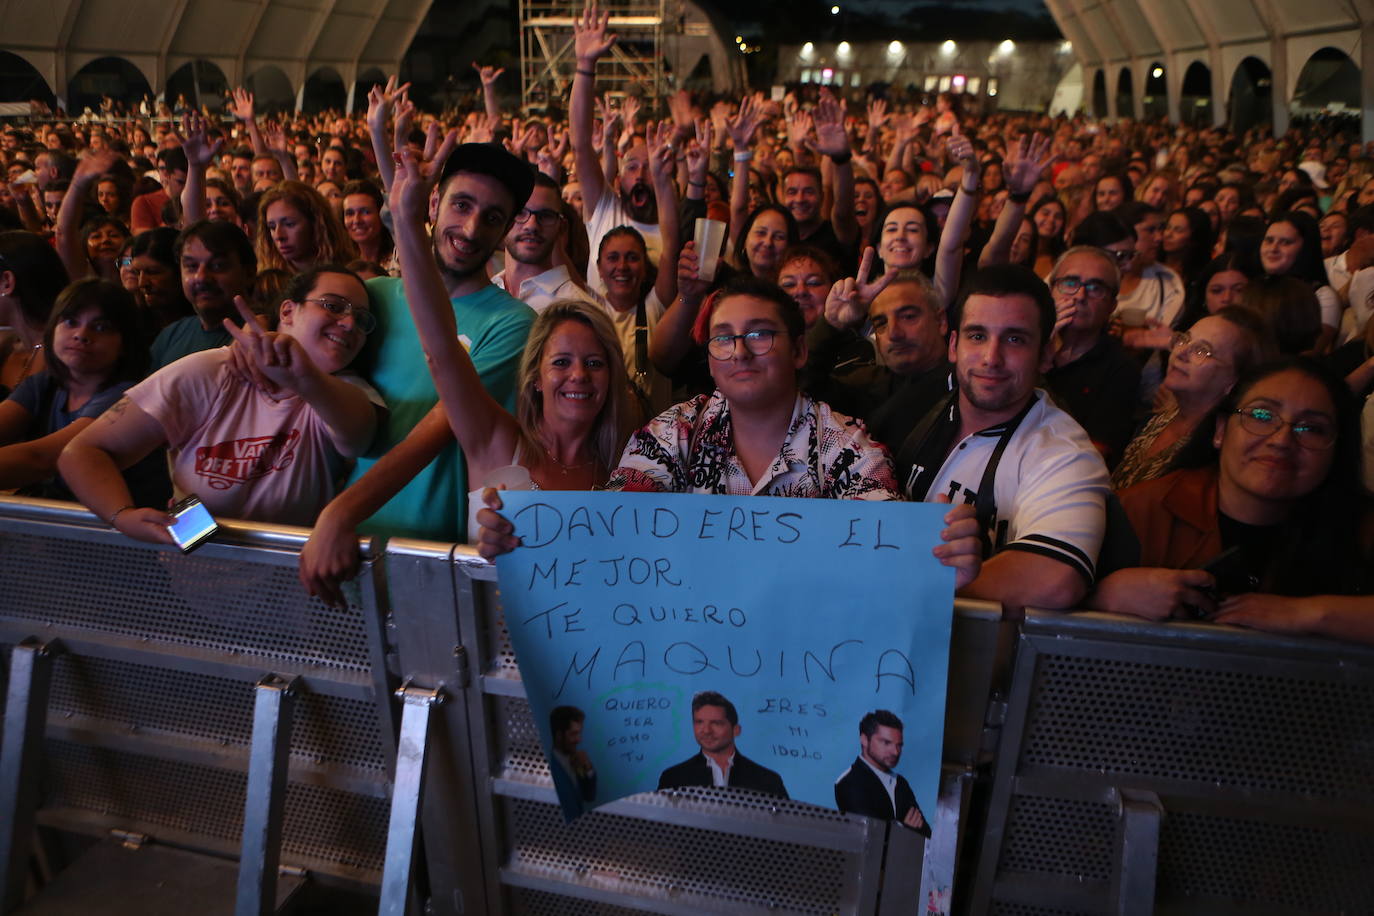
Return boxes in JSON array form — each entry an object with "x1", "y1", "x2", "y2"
[
  {"x1": 1114, "y1": 262, "x2": 1185, "y2": 329},
  {"x1": 908, "y1": 391, "x2": 1109, "y2": 583},
  {"x1": 128, "y1": 349, "x2": 384, "y2": 527},
  {"x1": 597, "y1": 289, "x2": 671, "y2": 414},
  {"x1": 583, "y1": 188, "x2": 662, "y2": 297}
]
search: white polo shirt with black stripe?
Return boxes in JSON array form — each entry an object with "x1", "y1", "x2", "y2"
[{"x1": 903, "y1": 389, "x2": 1109, "y2": 583}]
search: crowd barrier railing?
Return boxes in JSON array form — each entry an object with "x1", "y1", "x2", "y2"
[
  {"x1": 968, "y1": 608, "x2": 1374, "y2": 915},
  {"x1": 10, "y1": 494, "x2": 1370, "y2": 915},
  {"x1": 0, "y1": 496, "x2": 398, "y2": 913}
]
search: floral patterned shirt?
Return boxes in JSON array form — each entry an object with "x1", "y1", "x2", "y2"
[{"x1": 607, "y1": 391, "x2": 900, "y2": 500}]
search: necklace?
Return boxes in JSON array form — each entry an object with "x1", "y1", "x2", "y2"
[{"x1": 544, "y1": 445, "x2": 597, "y2": 473}]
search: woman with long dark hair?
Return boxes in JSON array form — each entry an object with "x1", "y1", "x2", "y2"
[{"x1": 1091, "y1": 358, "x2": 1371, "y2": 642}]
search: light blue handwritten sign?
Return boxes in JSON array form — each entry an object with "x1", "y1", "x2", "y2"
[{"x1": 495, "y1": 490, "x2": 954, "y2": 824}]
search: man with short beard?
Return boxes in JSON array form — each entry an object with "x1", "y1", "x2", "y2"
[
  {"x1": 569, "y1": 3, "x2": 662, "y2": 296},
  {"x1": 301, "y1": 143, "x2": 535, "y2": 563},
  {"x1": 492, "y1": 174, "x2": 595, "y2": 312},
  {"x1": 889, "y1": 265, "x2": 1109, "y2": 614},
  {"x1": 150, "y1": 220, "x2": 257, "y2": 370}
]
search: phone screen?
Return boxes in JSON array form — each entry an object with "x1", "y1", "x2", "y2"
[{"x1": 168, "y1": 497, "x2": 217, "y2": 552}]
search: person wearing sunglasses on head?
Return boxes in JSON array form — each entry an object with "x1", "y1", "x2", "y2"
[
  {"x1": 1090, "y1": 358, "x2": 1374, "y2": 645},
  {"x1": 60, "y1": 265, "x2": 385, "y2": 540}
]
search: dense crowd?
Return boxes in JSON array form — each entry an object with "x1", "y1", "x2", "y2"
[{"x1": 2, "y1": 4, "x2": 1371, "y2": 644}]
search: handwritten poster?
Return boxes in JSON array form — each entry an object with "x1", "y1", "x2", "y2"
[{"x1": 495, "y1": 490, "x2": 955, "y2": 828}]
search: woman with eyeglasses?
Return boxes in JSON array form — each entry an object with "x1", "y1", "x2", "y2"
[
  {"x1": 1111, "y1": 307, "x2": 1274, "y2": 489},
  {"x1": 1090, "y1": 358, "x2": 1374, "y2": 644},
  {"x1": 60, "y1": 265, "x2": 384, "y2": 540}
]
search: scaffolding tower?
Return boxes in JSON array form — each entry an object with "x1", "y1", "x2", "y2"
[{"x1": 519, "y1": 0, "x2": 671, "y2": 114}]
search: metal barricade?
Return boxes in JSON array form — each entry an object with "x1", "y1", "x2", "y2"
[
  {"x1": 0, "y1": 496, "x2": 398, "y2": 911},
  {"x1": 400, "y1": 538, "x2": 1010, "y2": 916},
  {"x1": 968, "y1": 609, "x2": 1374, "y2": 915}
]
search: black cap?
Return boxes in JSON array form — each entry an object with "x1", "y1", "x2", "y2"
[{"x1": 438, "y1": 143, "x2": 536, "y2": 213}]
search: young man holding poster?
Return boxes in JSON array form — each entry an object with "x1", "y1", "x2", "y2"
[
  {"x1": 476, "y1": 275, "x2": 985, "y2": 588},
  {"x1": 657, "y1": 691, "x2": 788, "y2": 798},
  {"x1": 890, "y1": 265, "x2": 1110, "y2": 613}
]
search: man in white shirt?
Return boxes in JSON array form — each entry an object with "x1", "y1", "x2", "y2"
[
  {"x1": 492, "y1": 174, "x2": 596, "y2": 312},
  {"x1": 834, "y1": 709, "x2": 930, "y2": 837},
  {"x1": 891, "y1": 265, "x2": 1110, "y2": 614}
]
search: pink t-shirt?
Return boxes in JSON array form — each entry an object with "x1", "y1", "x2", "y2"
[{"x1": 128, "y1": 349, "x2": 383, "y2": 527}]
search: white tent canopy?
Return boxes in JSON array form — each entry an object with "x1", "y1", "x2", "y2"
[
  {"x1": 1042, "y1": 0, "x2": 1372, "y2": 137},
  {"x1": 0, "y1": 0, "x2": 433, "y2": 111}
]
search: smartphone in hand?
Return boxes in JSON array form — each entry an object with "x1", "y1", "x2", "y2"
[{"x1": 167, "y1": 495, "x2": 217, "y2": 552}]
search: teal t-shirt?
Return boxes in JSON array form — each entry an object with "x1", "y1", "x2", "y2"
[
  {"x1": 149, "y1": 315, "x2": 236, "y2": 370},
  {"x1": 348, "y1": 277, "x2": 534, "y2": 540}
]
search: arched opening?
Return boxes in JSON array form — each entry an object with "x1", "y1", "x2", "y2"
[
  {"x1": 0, "y1": 51, "x2": 55, "y2": 107},
  {"x1": 165, "y1": 60, "x2": 230, "y2": 112},
  {"x1": 1142, "y1": 62, "x2": 1167, "y2": 119},
  {"x1": 353, "y1": 68, "x2": 387, "y2": 114},
  {"x1": 245, "y1": 66, "x2": 295, "y2": 115},
  {"x1": 1116, "y1": 67, "x2": 1134, "y2": 118},
  {"x1": 1292, "y1": 47, "x2": 1360, "y2": 127},
  {"x1": 1229, "y1": 56, "x2": 1272, "y2": 133},
  {"x1": 1180, "y1": 61, "x2": 1212, "y2": 126},
  {"x1": 1092, "y1": 69, "x2": 1108, "y2": 118},
  {"x1": 302, "y1": 67, "x2": 347, "y2": 114},
  {"x1": 67, "y1": 56, "x2": 152, "y2": 115}
]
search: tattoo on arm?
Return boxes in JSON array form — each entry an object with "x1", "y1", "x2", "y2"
[{"x1": 103, "y1": 397, "x2": 131, "y2": 422}]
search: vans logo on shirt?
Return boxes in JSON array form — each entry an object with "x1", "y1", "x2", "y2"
[{"x1": 194, "y1": 430, "x2": 301, "y2": 489}]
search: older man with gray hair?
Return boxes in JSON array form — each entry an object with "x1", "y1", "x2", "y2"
[{"x1": 1043, "y1": 245, "x2": 1142, "y2": 467}]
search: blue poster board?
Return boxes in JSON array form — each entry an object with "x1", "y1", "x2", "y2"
[{"x1": 495, "y1": 490, "x2": 955, "y2": 825}]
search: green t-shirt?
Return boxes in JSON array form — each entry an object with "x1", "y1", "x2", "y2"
[
  {"x1": 149, "y1": 315, "x2": 235, "y2": 370},
  {"x1": 348, "y1": 276, "x2": 534, "y2": 540}
]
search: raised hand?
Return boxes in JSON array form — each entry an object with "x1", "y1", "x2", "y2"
[
  {"x1": 390, "y1": 122, "x2": 459, "y2": 224},
  {"x1": 466, "y1": 111, "x2": 493, "y2": 144},
  {"x1": 548, "y1": 124, "x2": 570, "y2": 160},
  {"x1": 263, "y1": 122, "x2": 290, "y2": 155},
  {"x1": 645, "y1": 120, "x2": 675, "y2": 183},
  {"x1": 621, "y1": 94, "x2": 641, "y2": 135},
  {"x1": 667, "y1": 90, "x2": 694, "y2": 141},
  {"x1": 574, "y1": 2, "x2": 616, "y2": 65},
  {"x1": 824, "y1": 247, "x2": 895, "y2": 329},
  {"x1": 471, "y1": 62, "x2": 505, "y2": 87},
  {"x1": 366, "y1": 75, "x2": 410, "y2": 135},
  {"x1": 809, "y1": 90, "x2": 850, "y2": 159},
  {"x1": 684, "y1": 118, "x2": 712, "y2": 178},
  {"x1": 229, "y1": 87, "x2": 255, "y2": 122},
  {"x1": 1003, "y1": 131, "x2": 1056, "y2": 196},
  {"x1": 866, "y1": 97, "x2": 889, "y2": 133},
  {"x1": 176, "y1": 111, "x2": 223, "y2": 168},
  {"x1": 676, "y1": 241, "x2": 711, "y2": 305},
  {"x1": 726, "y1": 93, "x2": 763, "y2": 152},
  {"x1": 73, "y1": 147, "x2": 122, "y2": 182},
  {"x1": 709, "y1": 99, "x2": 731, "y2": 139},
  {"x1": 787, "y1": 104, "x2": 814, "y2": 151},
  {"x1": 223, "y1": 296, "x2": 321, "y2": 393}
]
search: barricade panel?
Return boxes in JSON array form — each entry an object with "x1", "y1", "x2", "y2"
[
  {"x1": 0, "y1": 496, "x2": 396, "y2": 897},
  {"x1": 970, "y1": 609, "x2": 1374, "y2": 915}
]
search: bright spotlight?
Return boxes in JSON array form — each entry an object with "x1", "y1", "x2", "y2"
[
  {"x1": 1152, "y1": 66, "x2": 1163, "y2": 78},
  {"x1": 998, "y1": 39, "x2": 1015, "y2": 55},
  {"x1": 941, "y1": 39, "x2": 956, "y2": 55},
  {"x1": 838, "y1": 41, "x2": 851, "y2": 55},
  {"x1": 830, "y1": 5, "x2": 839, "y2": 13},
  {"x1": 888, "y1": 40, "x2": 903, "y2": 55},
  {"x1": 801, "y1": 41, "x2": 814, "y2": 57}
]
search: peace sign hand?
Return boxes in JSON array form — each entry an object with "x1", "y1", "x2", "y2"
[
  {"x1": 390, "y1": 122, "x2": 459, "y2": 225},
  {"x1": 223, "y1": 296, "x2": 319, "y2": 393},
  {"x1": 824, "y1": 247, "x2": 895, "y2": 329}
]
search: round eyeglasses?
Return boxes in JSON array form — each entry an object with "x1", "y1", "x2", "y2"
[{"x1": 302, "y1": 297, "x2": 376, "y2": 335}]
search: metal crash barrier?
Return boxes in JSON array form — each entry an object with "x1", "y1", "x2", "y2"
[
  {"x1": 969, "y1": 609, "x2": 1374, "y2": 915},
  {"x1": 5, "y1": 494, "x2": 1372, "y2": 915},
  {"x1": 0, "y1": 497, "x2": 398, "y2": 913}
]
